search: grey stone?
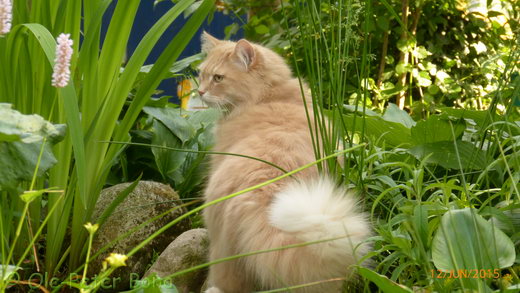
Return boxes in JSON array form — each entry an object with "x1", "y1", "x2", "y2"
[
  {"x1": 144, "y1": 228, "x2": 209, "y2": 293},
  {"x1": 89, "y1": 181, "x2": 191, "y2": 292}
]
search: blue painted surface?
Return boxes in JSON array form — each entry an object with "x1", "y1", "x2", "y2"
[{"x1": 103, "y1": 0, "x2": 243, "y2": 102}]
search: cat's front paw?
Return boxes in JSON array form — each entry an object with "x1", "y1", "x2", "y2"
[{"x1": 205, "y1": 287, "x2": 223, "y2": 293}]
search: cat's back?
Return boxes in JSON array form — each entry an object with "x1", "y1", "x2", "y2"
[
  {"x1": 206, "y1": 99, "x2": 317, "y2": 195},
  {"x1": 214, "y1": 99, "x2": 314, "y2": 155}
]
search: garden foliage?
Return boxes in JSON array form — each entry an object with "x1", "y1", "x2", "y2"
[
  {"x1": 0, "y1": 0, "x2": 214, "y2": 291},
  {"x1": 0, "y1": 0, "x2": 519, "y2": 292}
]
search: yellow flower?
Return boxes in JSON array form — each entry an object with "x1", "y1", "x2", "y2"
[
  {"x1": 103, "y1": 253, "x2": 128, "y2": 268},
  {"x1": 83, "y1": 222, "x2": 99, "y2": 234}
]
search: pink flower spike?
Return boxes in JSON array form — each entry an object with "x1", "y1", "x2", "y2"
[
  {"x1": 52, "y1": 33, "x2": 73, "y2": 88},
  {"x1": 0, "y1": 0, "x2": 12, "y2": 35}
]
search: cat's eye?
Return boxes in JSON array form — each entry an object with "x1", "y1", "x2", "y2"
[{"x1": 213, "y1": 74, "x2": 224, "y2": 83}]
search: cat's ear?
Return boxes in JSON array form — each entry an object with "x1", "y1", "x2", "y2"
[
  {"x1": 201, "y1": 31, "x2": 220, "y2": 53},
  {"x1": 233, "y1": 39, "x2": 256, "y2": 71}
]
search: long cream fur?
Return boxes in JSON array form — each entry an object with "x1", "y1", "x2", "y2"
[{"x1": 199, "y1": 32, "x2": 371, "y2": 293}]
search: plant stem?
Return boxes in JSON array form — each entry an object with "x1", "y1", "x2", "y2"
[{"x1": 396, "y1": 0, "x2": 410, "y2": 109}]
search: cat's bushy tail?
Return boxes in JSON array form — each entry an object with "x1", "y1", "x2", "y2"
[{"x1": 268, "y1": 177, "x2": 370, "y2": 264}]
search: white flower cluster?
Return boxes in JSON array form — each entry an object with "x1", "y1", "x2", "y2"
[
  {"x1": 0, "y1": 0, "x2": 12, "y2": 35},
  {"x1": 52, "y1": 33, "x2": 73, "y2": 88}
]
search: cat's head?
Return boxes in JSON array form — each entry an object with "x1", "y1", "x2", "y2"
[{"x1": 197, "y1": 32, "x2": 292, "y2": 109}]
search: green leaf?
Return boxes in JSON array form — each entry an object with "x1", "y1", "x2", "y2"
[
  {"x1": 0, "y1": 104, "x2": 65, "y2": 189},
  {"x1": 340, "y1": 114, "x2": 413, "y2": 148},
  {"x1": 225, "y1": 23, "x2": 240, "y2": 39},
  {"x1": 411, "y1": 115, "x2": 465, "y2": 144},
  {"x1": 413, "y1": 204, "x2": 429, "y2": 248},
  {"x1": 382, "y1": 103, "x2": 416, "y2": 128},
  {"x1": 186, "y1": 108, "x2": 221, "y2": 128},
  {"x1": 412, "y1": 46, "x2": 430, "y2": 59},
  {"x1": 407, "y1": 140, "x2": 488, "y2": 170},
  {"x1": 144, "y1": 107, "x2": 196, "y2": 143},
  {"x1": 396, "y1": 62, "x2": 412, "y2": 75},
  {"x1": 432, "y1": 208, "x2": 515, "y2": 271},
  {"x1": 169, "y1": 53, "x2": 204, "y2": 74},
  {"x1": 396, "y1": 38, "x2": 416, "y2": 53},
  {"x1": 358, "y1": 267, "x2": 413, "y2": 293},
  {"x1": 254, "y1": 24, "x2": 270, "y2": 35},
  {"x1": 438, "y1": 108, "x2": 501, "y2": 130},
  {"x1": 415, "y1": 71, "x2": 432, "y2": 87},
  {"x1": 151, "y1": 120, "x2": 188, "y2": 179}
]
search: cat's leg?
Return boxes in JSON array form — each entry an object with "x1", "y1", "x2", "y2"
[
  {"x1": 205, "y1": 210, "x2": 254, "y2": 293},
  {"x1": 206, "y1": 259, "x2": 253, "y2": 293}
]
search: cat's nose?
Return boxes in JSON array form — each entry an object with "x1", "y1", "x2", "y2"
[{"x1": 197, "y1": 90, "x2": 205, "y2": 96}]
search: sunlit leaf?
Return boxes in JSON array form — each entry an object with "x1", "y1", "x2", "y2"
[
  {"x1": 407, "y1": 140, "x2": 488, "y2": 170},
  {"x1": 432, "y1": 208, "x2": 515, "y2": 271},
  {"x1": 0, "y1": 104, "x2": 65, "y2": 189}
]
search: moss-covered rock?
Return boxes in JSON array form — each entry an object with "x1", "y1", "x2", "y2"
[{"x1": 89, "y1": 181, "x2": 191, "y2": 292}]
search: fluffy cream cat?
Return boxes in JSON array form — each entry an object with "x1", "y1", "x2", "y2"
[{"x1": 199, "y1": 32, "x2": 370, "y2": 293}]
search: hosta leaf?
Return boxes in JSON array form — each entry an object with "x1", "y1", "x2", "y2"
[
  {"x1": 382, "y1": 103, "x2": 416, "y2": 128},
  {"x1": 407, "y1": 140, "x2": 488, "y2": 170},
  {"x1": 411, "y1": 115, "x2": 465, "y2": 144},
  {"x1": 432, "y1": 208, "x2": 515, "y2": 271},
  {"x1": 438, "y1": 108, "x2": 502, "y2": 130},
  {"x1": 336, "y1": 113, "x2": 413, "y2": 148},
  {"x1": 144, "y1": 107, "x2": 196, "y2": 143},
  {"x1": 0, "y1": 104, "x2": 65, "y2": 189},
  {"x1": 151, "y1": 120, "x2": 188, "y2": 180}
]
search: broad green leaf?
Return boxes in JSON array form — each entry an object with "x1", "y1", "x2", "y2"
[
  {"x1": 411, "y1": 115, "x2": 466, "y2": 144},
  {"x1": 432, "y1": 208, "x2": 515, "y2": 271},
  {"x1": 343, "y1": 105, "x2": 379, "y2": 117},
  {"x1": 396, "y1": 62, "x2": 412, "y2": 75},
  {"x1": 358, "y1": 267, "x2": 413, "y2": 293},
  {"x1": 415, "y1": 71, "x2": 432, "y2": 87},
  {"x1": 186, "y1": 108, "x2": 221, "y2": 128},
  {"x1": 255, "y1": 24, "x2": 270, "y2": 35},
  {"x1": 407, "y1": 140, "x2": 488, "y2": 170},
  {"x1": 339, "y1": 114, "x2": 413, "y2": 148},
  {"x1": 396, "y1": 38, "x2": 416, "y2": 53},
  {"x1": 0, "y1": 103, "x2": 64, "y2": 143},
  {"x1": 0, "y1": 104, "x2": 65, "y2": 189},
  {"x1": 412, "y1": 46, "x2": 430, "y2": 59},
  {"x1": 169, "y1": 53, "x2": 204, "y2": 74},
  {"x1": 225, "y1": 23, "x2": 240, "y2": 39},
  {"x1": 382, "y1": 103, "x2": 416, "y2": 128},
  {"x1": 151, "y1": 120, "x2": 188, "y2": 179},
  {"x1": 439, "y1": 108, "x2": 501, "y2": 130},
  {"x1": 144, "y1": 107, "x2": 196, "y2": 143},
  {"x1": 380, "y1": 83, "x2": 406, "y2": 98}
]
